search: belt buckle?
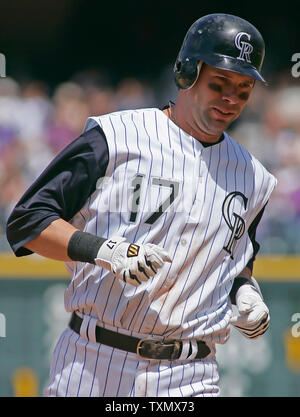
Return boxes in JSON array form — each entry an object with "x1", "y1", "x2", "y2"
[{"x1": 136, "y1": 338, "x2": 181, "y2": 360}]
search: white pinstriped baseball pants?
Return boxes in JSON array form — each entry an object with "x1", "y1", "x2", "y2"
[{"x1": 44, "y1": 327, "x2": 220, "y2": 397}]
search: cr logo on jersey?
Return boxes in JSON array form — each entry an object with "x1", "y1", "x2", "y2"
[
  {"x1": 222, "y1": 191, "x2": 248, "y2": 259},
  {"x1": 235, "y1": 32, "x2": 253, "y2": 63}
]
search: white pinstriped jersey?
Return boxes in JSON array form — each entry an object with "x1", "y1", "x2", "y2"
[{"x1": 64, "y1": 107, "x2": 276, "y2": 344}]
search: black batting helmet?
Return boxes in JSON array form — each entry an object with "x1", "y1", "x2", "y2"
[{"x1": 174, "y1": 13, "x2": 266, "y2": 89}]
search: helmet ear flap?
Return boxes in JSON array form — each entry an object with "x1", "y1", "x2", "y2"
[{"x1": 174, "y1": 59, "x2": 202, "y2": 90}]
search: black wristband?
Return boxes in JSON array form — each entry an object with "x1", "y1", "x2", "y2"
[
  {"x1": 229, "y1": 277, "x2": 252, "y2": 304},
  {"x1": 67, "y1": 231, "x2": 106, "y2": 264}
]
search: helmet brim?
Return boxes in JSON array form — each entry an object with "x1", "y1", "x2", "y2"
[{"x1": 202, "y1": 54, "x2": 266, "y2": 83}]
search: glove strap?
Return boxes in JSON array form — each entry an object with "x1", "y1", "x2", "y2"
[{"x1": 95, "y1": 235, "x2": 126, "y2": 270}]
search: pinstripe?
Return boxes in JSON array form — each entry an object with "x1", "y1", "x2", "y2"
[
  {"x1": 155, "y1": 111, "x2": 164, "y2": 176},
  {"x1": 65, "y1": 334, "x2": 81, "y2": 396},
  {"x1": 254, "y1": 159, "x2": 266, "y2": 207},
  {"x1": 107, "y1": 115, "x2": 118, "y2": 237},
  {"x1": 178, "y1": 363, "x2": 185, "y2": 397},
  {"x1": 101, "y1": 277, "x2": 119, "y2": 329},
  {"x1": 69, "y1": 262, "x2": 77, "y2": 310},
  {"x1": 172, "y1": 363, "x2": 183, "y2": 397},
  {"x1": 102, "y1": 347, "x2": 115, "y2": 396},
  {"x1": 142, "y1": 112, "x2": 166, "y2": 240},
  {"x1": 200, "y1": 361, "x2": 207, "y2": 396},
  {"x1": 55, "y1": 330, "x2": 76, "y2": 396},
  {"x1": 187, "y1": 361, "x2": 199, "y2": 397},
  {"x1": 152, "y1": 111, "x2": 164, "y2": 227},
  {"x1": 48, "y1": 330, "x2": 68, "y2": 396},
  {"x1": 118, "y1": 114, "x2": 130, "y2": 229},
  {"x1": 108, "y1": 115, "x2": 131, "y2": 326},
  {"x1": 116, "y1": 351, "x2": 129, "y2": 396},
  {"x1": 144, "y1": 362, "x2": 149, "y2": 397},
  {"x1": 89, "y1": 342, "x2": 102, "y2": 396},
  {"x1": 230, "y1": 138, "x2": 249, "y2": 277},
  {"x1": 82, "y1": 198, "x2": 93, "y2": 298},
  {"x1": 132, "y1": 111, "x2": 154, "y2": 244},
  {"x1": 131, "y1": 112, "x2": 142, "y2": 174},
  {"x1": 75, "y1": 338, "x2": 89, "y2": 396},
  {"x1": 191, "y1": 361, "x2": 197, "y2": 396},
  {"x1": 209, "y1": 139, "x2": 230, "y2": 320},
  {"x1": 159, "y1": 133, "x2": 175, "y2": 233},
  {"x1": 167, "y1": 117, "x2": 172, "y2": 148},
  {"x1": 76, "y1": 265, "x2": 90, "y2": 305},
  {"x1": 155, "y1": 361, "x2": 162, "y2": 397},
  {"x1": 131, "y1": 361, "x2": 140, "y2": 396},
  {"x1": 160, "y1": 127, "x2": 183, "y2": 248},
  {"x1": 86, "y1": 187, "x2": 104, "y2": 316},
  {"x1": 70, "y1": 264, "x2": 94, "y2": 312},
  {"x1": 242, "y1": 149, "x2": 256, "y2": 263},
  {"x1": 167, "y1": 361, "x2": 174, "y2": 396}
]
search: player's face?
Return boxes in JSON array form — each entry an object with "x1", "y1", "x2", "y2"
[{"x1": 188, "y1": 64, "x2": 254, "y2": 136}]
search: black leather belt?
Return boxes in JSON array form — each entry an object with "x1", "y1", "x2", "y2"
[{"x1": 69, "y1": 312, "x2": 211, "y2": 361}]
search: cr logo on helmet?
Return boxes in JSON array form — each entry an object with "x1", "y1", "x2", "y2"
[{"x1": 235, "y1": 32, "x2": 253, "y2": 63}]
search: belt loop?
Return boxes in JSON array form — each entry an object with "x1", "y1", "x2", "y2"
[
  {"x1": 87, "y1": 317, "x2": 98, "y2": 344},
  {"x1": 79, "y1": 314, "x2": 91, "y2": 341},
  {"x1": 178, "y1": 340, "x2": 191, "y2": 360},
  {"x1": 186, "y1": 340, "x2": 198, "y2": 360}
]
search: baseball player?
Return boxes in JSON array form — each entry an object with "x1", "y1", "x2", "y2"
[{"x1": 6, "y1": 14, "x2": 276, "y2": 397}]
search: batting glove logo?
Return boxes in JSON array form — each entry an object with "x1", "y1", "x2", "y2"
[{"x1": 127, "y1": 244, "x2": 140, "y2": 257}]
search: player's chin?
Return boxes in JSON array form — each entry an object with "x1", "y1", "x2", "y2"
[
  {"x1": 208, "y1": 118, "x2": 233, "y2": 133},
  {"x1": 211, "y1": 114, "x2": 238, "y2": 131},
  {"x1": 203, "y1": 111, "x2": 237, "y2": 135}
]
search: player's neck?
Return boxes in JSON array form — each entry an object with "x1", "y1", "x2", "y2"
[{"x1": 164, "y1": 101, "x2": 223, "y2": 144}]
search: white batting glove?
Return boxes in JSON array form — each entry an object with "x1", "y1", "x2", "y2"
[
  {"x1": 95, "y1": 236, "x2": 172, "y2": 287},
  {"x1": 230, "y1": 277, "x2": 270, "y2": 339}
]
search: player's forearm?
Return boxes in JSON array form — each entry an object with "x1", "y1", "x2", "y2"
[
  {"x1": 237, "y1": 266, "x2": 252, "y2": 280},
  {"x1": 24, "y1": 218, "x2": 78, "y2": 261}
]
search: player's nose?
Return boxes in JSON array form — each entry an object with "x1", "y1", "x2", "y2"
[{"x1": 221, "y1": 86, "x2": 239, "y2": 105}]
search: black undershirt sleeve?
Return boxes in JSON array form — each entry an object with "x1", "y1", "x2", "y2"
[
  {"x1": 229, "y1": 204, "x2": 267, "y2": 303},
  {"x1": 246, "y1": 204, "x2": 267, "y2": 272},
  {"x1": 229, "y1": 205, "x2": 266, "y2": 304},
  {"x1": 6, "y1": 125, "x2": 109, "y2": 257}
]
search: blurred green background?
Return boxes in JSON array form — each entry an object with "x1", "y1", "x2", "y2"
[{"x1": 0, "y1": 0, "x2": 299, "y2": 397}]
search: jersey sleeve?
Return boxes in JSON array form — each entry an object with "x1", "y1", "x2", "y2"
[
  {"x1": 6, "y1": 125, "x2": 109, "y2": 257},
  {"x1": 246, "y1": 204, "x2": 266, "y2": 272}
]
